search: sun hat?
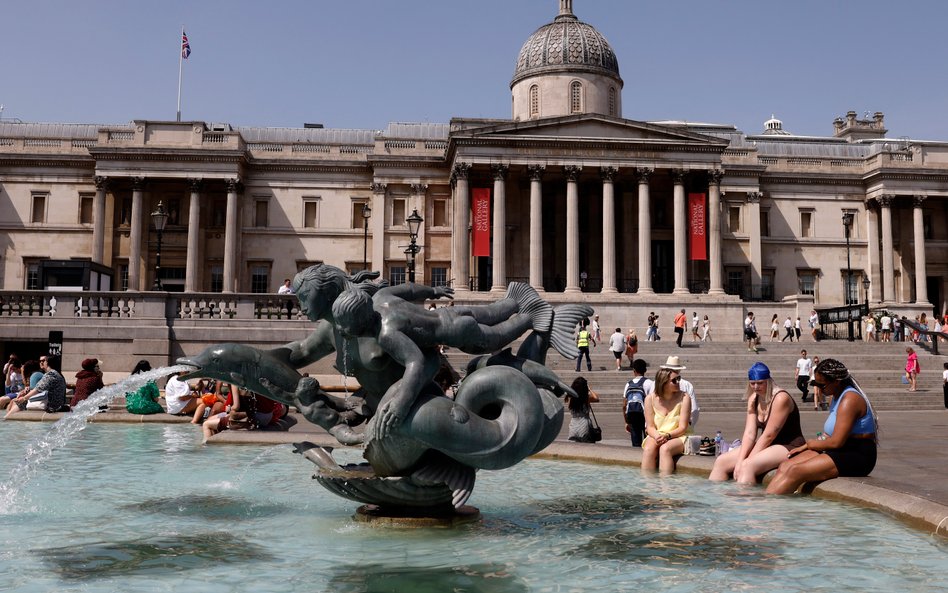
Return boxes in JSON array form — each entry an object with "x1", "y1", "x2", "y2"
[{"x1": 660, "y1": 355, "x2": 686, "y2": 371}]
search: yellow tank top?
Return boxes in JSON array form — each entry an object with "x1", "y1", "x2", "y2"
[{"x1": 652, "y1": 401, "x2": 693, "y2": 436}]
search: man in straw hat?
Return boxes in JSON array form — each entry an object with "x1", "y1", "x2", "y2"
[{"x1": 659, "y1": 355, "x2": 700, "y2": 427}]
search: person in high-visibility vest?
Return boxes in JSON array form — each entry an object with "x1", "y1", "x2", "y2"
[{"x1": 575, "y1": 322, "x2": 596, "y2": 372}]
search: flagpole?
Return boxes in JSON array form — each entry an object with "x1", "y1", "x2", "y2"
[{"x1": 176, "y1": 25, "x2": 184, "y2": 122}]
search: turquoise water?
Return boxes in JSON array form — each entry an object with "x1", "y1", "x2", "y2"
[{"x1": 0, "y1": 423, "x2": 945, "y2": 593}]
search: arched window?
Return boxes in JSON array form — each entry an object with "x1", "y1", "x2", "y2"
[
  {"x1": 530, "y1": 85, "x2": 539, "y2": 117},
  {"x1": 608, "y1": 87, "x2": 616, "y2": 116},
  {"x1": 570, "y1": 81, "x2": 583, "y2": 114}
]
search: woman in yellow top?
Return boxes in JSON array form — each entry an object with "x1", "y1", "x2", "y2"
[{"x1": 642, "y1": 367, "x2": 692, "y2": 474}]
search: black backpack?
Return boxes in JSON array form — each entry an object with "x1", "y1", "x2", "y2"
[{"x1": 623, "y1": 377, "x2": 647, "y2": 423}]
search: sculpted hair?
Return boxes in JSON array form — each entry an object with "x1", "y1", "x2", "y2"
[
  {"x1": 330, "y1": 289, "x2": 377, "y2": 336},
  {"x1": 292, "y1": 264, "x2": 387, "y2": 299}
]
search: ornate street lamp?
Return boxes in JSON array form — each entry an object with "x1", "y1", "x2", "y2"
[
  {"x1": 406, "y1": 208, "x2": 423, "y2": 283},
  {"x1": 863, "y1": 275, "x2": 871, "y2": 309},
  {"x1": 361, "y1": 203, "x2": 372, "y2": 271},
  {"x1": 151, "y1": 201, "x2": 169, "y2": 290},
  {"x1": 842, "y1": 212, "x2": 855, "y2": 341}
]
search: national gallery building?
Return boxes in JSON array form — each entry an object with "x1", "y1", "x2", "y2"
[{"x1": 0, "y1": 1, "x2": 945, "y2": 363}]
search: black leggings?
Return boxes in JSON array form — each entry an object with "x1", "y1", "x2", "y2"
[{"x1": 825, "y1": 438, "x2": 877, "y2": 477}]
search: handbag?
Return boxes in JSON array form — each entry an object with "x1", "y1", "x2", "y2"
[{"x1": 587, "y1": 406, "x2": 603, "y2": 443}]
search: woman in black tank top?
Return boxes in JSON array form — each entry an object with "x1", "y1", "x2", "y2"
[{"x1": 709, "y1": 362, "x2": 805, "y2": 484}]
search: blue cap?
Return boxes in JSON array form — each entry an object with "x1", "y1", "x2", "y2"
[{"x1": 748, "y1": 362, "x2": 771, "y2": 381}]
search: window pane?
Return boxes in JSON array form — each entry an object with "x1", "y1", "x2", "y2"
[
  {"x1": 210, "y1": 266, "x2": 224, "y2": 292},
  {"x1": 389, "y1": 266, "x2": 406, "y2": 286},
  {"x1": 250, "y1": 265, "x2": 269, "y2": 293},
  {"x1": 26, "y1": 262, "x2": 41, "y2": 290},
  {"x1": 430, "y1": 267, "x2": 448, "y2": 287}
]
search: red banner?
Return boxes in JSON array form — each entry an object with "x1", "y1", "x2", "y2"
[
  {"x1": 471, "y1": 188, "x2": 491, "y2": 257},
  {"x1": 688, "y1": 192, "x2": 707, "y2": 261}
]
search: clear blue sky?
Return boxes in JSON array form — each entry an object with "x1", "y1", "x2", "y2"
[{"x1": 3, "y1": 0, "x2": 948, "y2": 139}]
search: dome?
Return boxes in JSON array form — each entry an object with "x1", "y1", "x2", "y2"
[{"x1": 511, "y1": 1, "x2": 622, "y2": 89}]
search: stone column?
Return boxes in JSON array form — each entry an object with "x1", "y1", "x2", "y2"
[
  {"x1": 222, "y1": 178, "x2": 240, "y2": 293},
  {"x1": 564, "y1": 165, "x2": 582, "y2": 294},
  {"x1": 636, "y1": 167, "x2": 654, "y2": 294},
  {"x1": 411, "y1": 183, "x2": 428, "y2": 285},
  {"x1": 912, "y1": 195, "x2": 929, "y2": 304},
  {"x1": 708, "y1": 170, "x2": 725, "y2": 295},
  {"x1": 865, "y1": 199, "x2": 879, "y2": 303},
  {"x1": 371, "y1": 182, "x2": 386, "y2": 275},
  {"x1": 490, "y1": 165, "x2": 509, "y2": 292},
  {"x1": 185, "y1": 178, "x2": 202, "y2": 292},
  {"x1": 92, "y1": 176, "x2": 108, "y2": 264},
  {"x1": 527, "y1": 165, "x2": 545, "y2": 290},
  {"x1": 127, "y1": 177, "x2": 145, "y2": 291},
  {"x1": 672, "y1": 169, "x2": 689, "y2": 294},
  {"x1": 452, "y1": 163, "x2": 471, "y2": 291},
  {"x1": 879, "y1": 194, "x2": 895, "y2": 303},
  {"x1": 600, "y1": 166, "x2": 618, "y2": 293},
  {"x1": 746, "y1": 192, "x2": 763, "y2": 299}
]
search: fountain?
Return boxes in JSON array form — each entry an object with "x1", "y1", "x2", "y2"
[{"x1": 175, "y1": 265, "x2": 592, "y2": 521}]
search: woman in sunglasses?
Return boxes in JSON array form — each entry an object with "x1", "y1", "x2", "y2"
[
  {"x1": 767, "y1": 358, "x2": 878, "y2": 494},
  {"x1": 642, "y1": 367, "x2": 692, "y2": 474},
  {"x1": 709, "y1": 362, "x2": 804, "y2": 484}
]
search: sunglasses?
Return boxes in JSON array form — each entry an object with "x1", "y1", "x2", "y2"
[
  {"x1": 812, "y1": 381, "x2": 828, "y2": 389},
  {"x1": 670, "y1": 377, "x2": 681, "y2": 384}
]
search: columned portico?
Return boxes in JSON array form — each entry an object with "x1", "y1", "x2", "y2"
[
  {"x1": 913, "y1": 195, "x2": 929, "y2": 304},
  {"x1": 452, "y1": 163, "x2": 471, "y2": 292},
  {"x1": 92, "y1": 176, "x2": 108, "y2": 265},
  {"x1": 600, "y1": 166, "x2": 618, "y2": 293},
  {"x1": 672, "y1": 169, "x2": 689, "y2": 294},
  {"x1": 746, "y1": 192, "x2": 763, "y2": 299},
  {"x1": 527, "y1": 165, "x2": 545, "y2": 291},
  {"x1": 865, "y1": 199, "x2": 880, "y2": 303},
  {"x1": 879, "y1": 194, "x2": 895, "y2": 303},
  {"x1": 490, "y1": 164, "x2": 508, "y2": 292},
  {"x1": 371, "y1": 182, "x2": 386, "y2": 275},
  {"x1": 127, "y1": 177, "x2": 145, "y2": 291},
  {"x1": 564, "y1": 165, "x2": 582, "y2": 294},
  {"x1": 185, "y1": 178, "x2": 202, "y2": 292},
  {"x1": 222, "y1": 178, "x2": 240, "y2": 293},
  {"x1": 636, "y1": 168, "x2": 653, "y2": 294},
  {"x1": 707, "y1": 170, "x2": 724, "y2": 295}
]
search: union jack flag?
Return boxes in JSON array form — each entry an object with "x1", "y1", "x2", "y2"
[{"x1": 182, "y1": 31, "x2": 191, "y2": 59}]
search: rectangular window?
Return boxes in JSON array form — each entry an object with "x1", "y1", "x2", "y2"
[
  {"x1": 117, "y1": 262, "x2": 129, "y2": 291},
  {"x1": 799, "y1": 271, "x2": 816, "y2": 296},
  {"x1": 726, "y1": 269, "x2": 744, "y2": 295},
  {"x1": 167, "y1": 198, "x2": 181, "y2": 226},
  {"x1": 79, "y1": 194, "x2": 94, "y2": 224},
  {"x1": 728, "y1": 206, "x2": 741, "y2": 233},
  {"x1": 25, "y1": 260, "x2": 42, "y2": 290},
  {"x1": 800, "y1": 211, "x2": 813, "y2": 238},
  {"x1": 303, "y1": 200, "x2": 319, "y2": 228},
  {"x1": 210, "y1": 265, "x2": 224, "y2": 293},
  {"x1": 211, "y1": 198, "x2": 226, "y2": 228},
  {"x1": 392, "y1": 198, "x2": 406, "y2": 227},
  {"x1": 430, "y1": 266, "x2": 448, "y2": 287},
  {"x1": 351, "y1": 201, "x2": 369, "y2": 229},
  {"x1": 249, "y1": 264, "x2": 270, "y2": 294},
  {"x1": 432, "y1": 199, "x2": 448, "y2": 228},
  {"x1": 254, "y1": 199, "x2": 269, "y2": 228},
  {"x1": 31, "y1": 194, "x2": 47, "y2": 223},
  {"x1": 761, "y1": 270, "x2": 775, "y2": 300},
  {"x1": 389, "y1": 265, "x2": 406, "y2": 286},
  {"x1": 843, "y1": 273, "x2": 858, "y2": 305},
  {"x1": 760, "y1": 209, "x2": 770, "y2": 237}
]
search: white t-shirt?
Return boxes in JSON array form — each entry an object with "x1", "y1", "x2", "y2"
[
  {"x1": 609, "y1": 332, "x2": 626, "y2": 352},
  {"x1": 278, "y1": 284, "x2": 293, "y2": 295},
  {"x1": 943, "y1": 369, "x2": 948, "y2": 384},
  {"x1": 164, "y1": 375, "x2": 193, "y2": 414},
  {"x1": 796, "y1": 357, "x2": 813, "y2": 377},
  {"x1": 809, "y1": 313, "x2": 819, "y2": 328},
  {"x1": 692, "y1": 316, "x2": 699, "y2": 329},
  {"x1": 784, "y1": 318, "x2": 793, "y2": 329},
  {"x1": 881, "y1": 316, "x2": 892, "y2": 330},
  {"x1": 679, "y1": 378, "x2": 700, "y2": 427}
]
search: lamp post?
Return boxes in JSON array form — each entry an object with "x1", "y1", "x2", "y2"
[
  {"x1": 406, "y1": 208, "x2": 423, "y2": 283},
  {"x1": 151, "y1": 201, "x2": 169, "y2": 290},
  {"x1": 361, "y1": 203, "x2": 372, "y2": 271},
  {"x1": 842, "y1": 212, "x2": 855, "y2": 341},
  {"x1": 863, "y1": 276, "x2": 871, "y2": 309}
]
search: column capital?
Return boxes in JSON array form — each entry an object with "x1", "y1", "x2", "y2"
[
  {"x1": 878, "y1": 194, "x2": 896, "y2": 207},
  {"x1": 187, "y1": 178, "x2": 203, "y2": 192},
  {"x1": 491, "y1": 164, "x2": 509, "y2": 180},
  {"x1": 94, "y1": 176, "x2": 109, "y2": 190},
  {"x1": 708, "y1": 169, "x2": 725, "y2": 185},
  {"x1": 670, "y1": 168, "x2": 687, "y2": 184},
  {"x1": 746, "y1": 191, "x2": 762, "y2": 203},
  {"x1": 131, "y1": 176, "x2": 146, "y2": 191},
  {"x1": 225, "y1": 178, "x2": 243, "y2": 193},
  {"x1": 527, "y1": 164, "x2": 546, "y2": 181},
  {"x1": 635, "y1": 167, "x2": 653, "y2": 182},
  {"x1": 371, "y1": 182, "x2": 387, "y2": 195},
  {"x1": 563, "y1": 165, "x2": 582, "y2": 181},
  {"x1": 600, "y1": 166, "x2": 618, "y2": 182},
  {"x1": 410, "y1": 183, "x2": 428, "y2": 196},
  {"x1": 913, "y1": 194, "x2": 927, "y2": 207},
  {"x1": 452, "y1": 162, "x2": 471, "y2": 181}
]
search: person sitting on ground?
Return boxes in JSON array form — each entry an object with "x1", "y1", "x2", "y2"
[
  {"x1": 6, "y1": 355, "x2": 68, "y2": 418},
  {"x1": 642, "y1": 366, "x2": 692, "y2": 475},
  {"x1": 124, "y1": 360, "x2": 164, "y2": 415},
  {"x1": 191, "y1": 385, "x2": 227, "y2": 424},
  {"x1": 565, "y1": 376, "x2": 599, "y2": 442},
  {"x1": 0, "y1": 360, "x2": 25, "y2": 410},
  {"x1": 164, "y1": 372, "x2": 199, "y2": 416},
  {"x1": 1, "y1": 359, "x2": 42, "y2": 412},
  {"x1": 766, "y1": 358, "x2": 879, "y2": 494},
  {"x1": 70, "y1": 358, "x2": 104, "y2": 407},
  {"x1": 709, "y1": 362, "x2": 805, "y2": 484}
]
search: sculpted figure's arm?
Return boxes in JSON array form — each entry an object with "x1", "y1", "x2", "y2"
[
  {"x1": 383, "y1": 283, "x2": 454, "y2": 304},
  {"x1": 373, "y1": 328, "x2": 430, "y2": 437},
  {"x1": 279, "y1": 320, "x2": 336, "y2": 368}
]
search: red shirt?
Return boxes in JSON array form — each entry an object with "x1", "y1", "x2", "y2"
[{"x1": 674, "y1": 313, "x2": 686, "y2": 329}]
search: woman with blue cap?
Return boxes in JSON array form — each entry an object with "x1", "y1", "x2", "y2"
[{"x1": 709, "y1": 361, "x2": 805, "y2": 484}]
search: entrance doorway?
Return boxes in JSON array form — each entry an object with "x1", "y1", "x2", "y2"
[{"x1": 652, "y1": 240, "x2": 674, "y2": 293}]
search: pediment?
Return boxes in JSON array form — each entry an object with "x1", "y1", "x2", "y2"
[{"x1": 452, "y1": 115, "x2": 728, "y2": 147}]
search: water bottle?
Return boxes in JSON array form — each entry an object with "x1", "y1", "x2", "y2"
[{"x1": 714, "y1": 430, "x2": 723, "y2": 456}]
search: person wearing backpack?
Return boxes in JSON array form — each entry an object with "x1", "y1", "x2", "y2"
[{"x1": 624, "y1": 358, "x2": 653, "y2": 447}]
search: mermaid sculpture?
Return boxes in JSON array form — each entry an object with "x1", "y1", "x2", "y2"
[{"x1": 178, "y1": 264, "x2": 591, "y2": 514}]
